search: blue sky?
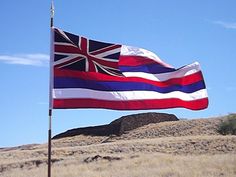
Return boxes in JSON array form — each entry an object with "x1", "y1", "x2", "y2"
[{"x1": 0, "y1": 0, "x2": 235, "y2": 147}]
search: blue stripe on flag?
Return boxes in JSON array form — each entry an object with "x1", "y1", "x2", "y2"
[
  {"x1": 54, "y1": 77, "x2": 205, "y2": 93},
  {"x1": 119, "y1": 63, "x2": 176, "y2": 74}
]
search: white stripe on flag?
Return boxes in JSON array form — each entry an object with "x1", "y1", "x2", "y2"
[
  {"x1": 53, "y1": 88, "x2": 208, "y2": 101},
  {"x1": 122, "y1": 62, "x2": 201, "y2": 82},
  {"x1": 121, "y1": 45, "x2": 173, "y2": 68}
]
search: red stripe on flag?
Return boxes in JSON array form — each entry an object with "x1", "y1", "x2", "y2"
[
  {"x1": 54, "y1": 69, "x2": 204, "y2": 87},
  {"x1": 55, "y1": 45, "x2": 81, "y2": 53},
  {"x1": 53, "y1": 98, "x2": 209, "y2": 110},
  {"x1": 119, "y1": 55, "x2": 162, "y2": 66}
]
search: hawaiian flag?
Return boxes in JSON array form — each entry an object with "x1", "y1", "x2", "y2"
[{"x1": 51, "y1": 27, "x2": 209, "y2": 110}]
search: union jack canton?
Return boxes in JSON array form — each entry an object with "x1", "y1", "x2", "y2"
[{"x1": 53, "y1": 28, "x2": 123, "y2": 76}]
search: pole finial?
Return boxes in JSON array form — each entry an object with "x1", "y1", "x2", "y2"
[
  {"x1": 51, "y1": 0, "x2": 54, "y2": 17},
  {"x1": 50, "y1": 0, "x2": 55, "y2": 27}
]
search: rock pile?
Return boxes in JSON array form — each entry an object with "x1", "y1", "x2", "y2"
[
  {"x1": 53, "y1": 112, "x2": 178, "y2": 139},
  {"x1": 111, "y1": 112, "x2": 178, "y2": 135}
]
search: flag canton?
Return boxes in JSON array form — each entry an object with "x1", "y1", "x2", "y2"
[{"x1": 53, "y1": 28, "x2": 122, "y2": 76}]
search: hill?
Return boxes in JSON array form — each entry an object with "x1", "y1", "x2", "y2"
[{"x1": 0, "y1": 113, "x2": 236, "y2": 177}]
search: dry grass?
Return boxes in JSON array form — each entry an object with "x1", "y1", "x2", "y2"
[
  {"x1": 52, "y1": 153, "x2": 236, "y2": 177},
  {"x1": 1, "y1": 153, "x2": 236, "y2": 177},
  {"x1": 1, "y1": 116, "x2": 236, "y2": 177}
]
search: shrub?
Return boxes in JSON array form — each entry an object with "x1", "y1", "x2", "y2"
[{"x1": 218, "y1": 114, "x2": 236, "y2": 135}]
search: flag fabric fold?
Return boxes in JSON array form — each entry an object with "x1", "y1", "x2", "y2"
[{"x1": 51, "y1": 27, "x2": 209, "y2": 110}]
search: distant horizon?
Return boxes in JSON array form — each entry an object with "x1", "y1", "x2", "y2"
[{"x1": 0, "y1": 112, "x2": 234, "y2": 148}]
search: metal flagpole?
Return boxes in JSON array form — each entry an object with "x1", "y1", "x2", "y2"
[
  {"x1": 48, "y1": 1, "x2": 54, "y2": 177},
  {"x1": 48, "y1": 109, "x2": 52, "y2": 177}
]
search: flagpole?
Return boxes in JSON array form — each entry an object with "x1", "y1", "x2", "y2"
[
  {"x1": 48, "y1": 109, "x2": 52, "y2": 177},
  {"x1": 48, "y1": 1, "x2": 54, "y2": 177}
]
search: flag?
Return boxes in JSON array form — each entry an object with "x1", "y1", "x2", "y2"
[{"x1": 51, "y1": 27, "x2": 209, "y2": 110}]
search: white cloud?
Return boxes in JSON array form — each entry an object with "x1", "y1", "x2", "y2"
[
  {"x1": 0, "y1": 54, "x2": 49, "y2": 66},
  {"x1": 213, "y1": 21, "x2": 236, "y2": 29}
]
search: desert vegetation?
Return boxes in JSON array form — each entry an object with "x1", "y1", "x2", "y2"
[{"x1": 218, "y1": 114, "x2": 236, "y2": 135}]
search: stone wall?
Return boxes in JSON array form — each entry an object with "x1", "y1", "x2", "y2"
[
  {"x1": 53, "y1": 112, "x2": 178, "y2": 139},
  {"x1": 111, "y1": 112, "x2": 178, "y2": 135}
]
